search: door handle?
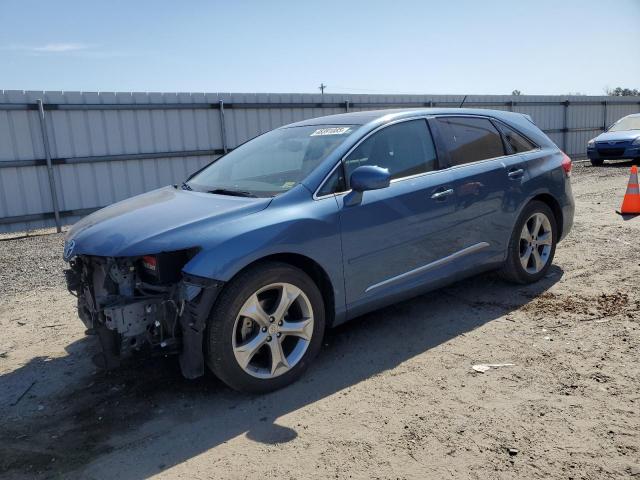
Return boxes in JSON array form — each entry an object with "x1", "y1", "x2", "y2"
[
  {"x1": 431, "y1": 188, "x2": 454, "y2": 200},
  {"x1": 508, "y1": 168, "x2": 524, "y2": 179}
]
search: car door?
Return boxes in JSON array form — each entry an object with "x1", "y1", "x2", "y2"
[
  {"x1": 429, "y1": 116, "x2": 521, "y2": 263},
  {"x1": 493, "y1": 119, "x2": 540, "y2": 221},
  {"x1": 334, "y1": 118, "x2": 457, "y2": 311}
]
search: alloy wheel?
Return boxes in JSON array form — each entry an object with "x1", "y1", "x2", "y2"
[
  {"x1": 519, "y1": 212, "x2": 553, "y2": 274},
  {"x1": 232, "y1": 282, "x2": 314, "y2": 379}
]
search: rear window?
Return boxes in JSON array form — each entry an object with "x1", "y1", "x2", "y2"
[
  {"x1": 496, "y1": 123, "x2": 537, "y2": 154},
  {"x1": 434, "y1": 116, "x2": 505, "y2": 166}
]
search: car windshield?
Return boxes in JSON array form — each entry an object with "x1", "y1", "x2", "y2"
[
  {"x1": 608, "y1": 116, "x2": 640, "y2": 132},
  {"x1": 187, "y1": 125, "x2": 356, "y2": 197}
]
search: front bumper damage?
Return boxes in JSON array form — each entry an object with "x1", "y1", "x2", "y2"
[{"x1": 65, "y1": 255, "x2": 222, "y2": 379}]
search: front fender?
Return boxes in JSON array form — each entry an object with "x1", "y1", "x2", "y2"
[
  {"x1": 184, "y1": 217, "x2": 339, "y2": 281},
  {"x1": 181, "y1": 193, "x2": 345, "y2": 319}
]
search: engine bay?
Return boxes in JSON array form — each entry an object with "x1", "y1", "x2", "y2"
[{"x1": 64, "y1": 251, "x2": 221, "y2": 378}]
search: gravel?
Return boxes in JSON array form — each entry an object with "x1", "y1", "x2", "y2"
[
  {"x1": 0, "y1": 230, "x2": 67, "y2": 298},
  {"x1": 0, "y1": 161, "x2": 639, "y2": 479}
]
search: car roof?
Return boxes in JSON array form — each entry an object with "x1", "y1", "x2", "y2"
[{"x1": 282, "y1": 108, "x2": 528, "y2": 128}]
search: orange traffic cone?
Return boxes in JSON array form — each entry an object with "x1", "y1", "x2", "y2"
[{"x1": 617, "y1": 165, "x2": 640, "y2": 215}]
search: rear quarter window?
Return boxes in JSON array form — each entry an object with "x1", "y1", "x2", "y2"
[{"x1": 496, "y1": 122, "x2": 537, "y2": 153}]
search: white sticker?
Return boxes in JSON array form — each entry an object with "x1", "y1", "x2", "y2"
[{"x1": 310, "y1": 127, "x2": 351, "y2": 136}]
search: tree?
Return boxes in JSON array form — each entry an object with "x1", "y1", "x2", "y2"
[
  {"x1": 511, "y1": 90, "x2": 522, "y2": 96},
  {"x1": 607, "y1": 87, "x2": 640, "y2": 96}
]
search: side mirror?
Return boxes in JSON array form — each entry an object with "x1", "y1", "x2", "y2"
[{"x1": 344, "y1": 165, "x2": 390, "y2": 206}]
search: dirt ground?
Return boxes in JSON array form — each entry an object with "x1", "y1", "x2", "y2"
[{"x1": 1, "y1": 161, "x2": 639, "y2": 479}]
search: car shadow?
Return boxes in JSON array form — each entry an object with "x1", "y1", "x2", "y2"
[{"x1": 0, "y1": 267, "x2": 563, "y2": 479}]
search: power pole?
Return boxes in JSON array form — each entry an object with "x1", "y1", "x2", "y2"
[{"x1": 319, "y1": 83, "x2": 326, "y2": 95}]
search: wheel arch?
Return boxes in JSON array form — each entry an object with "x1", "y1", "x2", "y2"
[
  {"x1": 221, "y1": 252, "x2": 336, "y2": 328},
  {"x1": 530, "y1": 193, "x2": 564, "y2": 239}
]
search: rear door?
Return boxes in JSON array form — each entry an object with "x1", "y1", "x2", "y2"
[
  {"x1": 335, "y1": 118, "x2": 457, "y2": 310},
  {"x1": 429, "y1": 116, "x2": 519, "y2": 262}
]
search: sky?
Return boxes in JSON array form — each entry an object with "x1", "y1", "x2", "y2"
[{"x1": 1, "y1": 0, "x2": 639, "y2": 96}]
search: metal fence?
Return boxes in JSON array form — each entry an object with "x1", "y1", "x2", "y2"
[{"x1": 1, "y1": 90, "x2": 639, "y2": 234}]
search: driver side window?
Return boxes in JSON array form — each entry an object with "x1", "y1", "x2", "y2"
[{"x1": 344, "y1": 119, "x2": 437, "y2": 182}]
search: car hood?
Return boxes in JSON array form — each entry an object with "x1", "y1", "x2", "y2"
[
  {"x1": 65, "y1": 186, "x2": 272, "y2": 258},
  {"x1": 595, "y1": 130, "x2": 640, "y2": 142}
]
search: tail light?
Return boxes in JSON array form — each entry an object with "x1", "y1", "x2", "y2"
[{"x1": 561, "y1": 152, "x2": 572, "y2": 176}]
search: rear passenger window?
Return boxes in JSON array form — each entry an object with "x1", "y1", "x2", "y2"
[
  {"x1": 435, "y1": 117, "x2": 505, "y2": 166},
  {"x1": 344, "y1": 119, "x2": 437, "y2": 181},
  {"x1": 496, "y1": 123, "x2": 537, "y2": 154}
]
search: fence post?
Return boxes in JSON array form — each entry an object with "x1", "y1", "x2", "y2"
[
  {"x1": 602, "y1": 101, "x2": 607, "y2": 132},
  {"x1": 344, "y1": 100, "x2": 350, "y2": 112},
  {"x1": 563, "y1": 100, "x2": 570, "y2": 153},
  {"x1": 36, "y1": 99, "x2": 61, "y2": 233},
  {"x1": 219, "y1": 100, "x2": 228, "y2": 154}
]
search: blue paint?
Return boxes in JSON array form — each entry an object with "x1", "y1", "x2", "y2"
[
  {"x1": 587, "y1": 114, "x2": 640, "y2": 162},
  {"x1": 65, "y1": 108, "x2": 575, "y2": 326}
]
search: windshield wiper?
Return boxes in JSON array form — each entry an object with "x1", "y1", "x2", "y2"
[
  {"x1": 180, "y1": 181, "x2": 192, "y2": 191},
  {"x1": 207, "y1": 188, "x2": 257, "y2": 198}
]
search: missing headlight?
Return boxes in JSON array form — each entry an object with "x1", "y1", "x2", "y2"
[{"x1": 137, "y1": 249, "x2": 197, "y2": 284}]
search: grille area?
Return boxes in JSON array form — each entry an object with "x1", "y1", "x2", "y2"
[{"x1": 596, "y1": 147, "x2": 625, "y2": 157}]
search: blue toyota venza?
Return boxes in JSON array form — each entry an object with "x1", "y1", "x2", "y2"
[
  {"x1": 64, "y1": 108, "x2": 575, "y2": 392},
  {"x1": 587, "y1": 113, "x2": 640, "y2": 166}
]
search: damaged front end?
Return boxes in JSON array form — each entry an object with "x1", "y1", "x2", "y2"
[{"x1": 64, "y1": 250, "x2": 222, "y2": 378}]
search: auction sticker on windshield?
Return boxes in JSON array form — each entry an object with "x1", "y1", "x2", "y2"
[{"x1": 310, "y1": 127, "x2": 352, "y2": 136}]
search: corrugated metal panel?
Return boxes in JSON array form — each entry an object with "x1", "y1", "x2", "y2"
[{"x1": 1, "y1": 90, "x2": 639, "y2": 233}]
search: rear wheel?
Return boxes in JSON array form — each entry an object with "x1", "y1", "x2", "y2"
[
  {"x1": 590, "y1": 158, "x2": 604, "y2": 166},
  {"x1": 500, "y1": 201, "x2": 557, "y2": 284},
  {"x1": 206, "y1": 262, "x2": 325, "y2": 393}
]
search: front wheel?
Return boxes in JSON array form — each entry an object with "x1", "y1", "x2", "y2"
[
  {"x1": 500, "y1": 201, "x2": 557, "y2": 284},
  {"x1": 590, "y1": 158, "x2": 604, "y2": 166},
  {"x1": 206, "y1": 262, "x2": 325, "y2": 393}
]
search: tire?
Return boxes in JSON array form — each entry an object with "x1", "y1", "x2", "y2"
[
  {"x1": 499, "y1": 200, "x2": 557, "y2": 284},
  {"x1": 590, "y1": 158, "x2": 604, "y2": 166},
  {"x1": 206, "y1": 261, "x2": 325, "y2": 393}
]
